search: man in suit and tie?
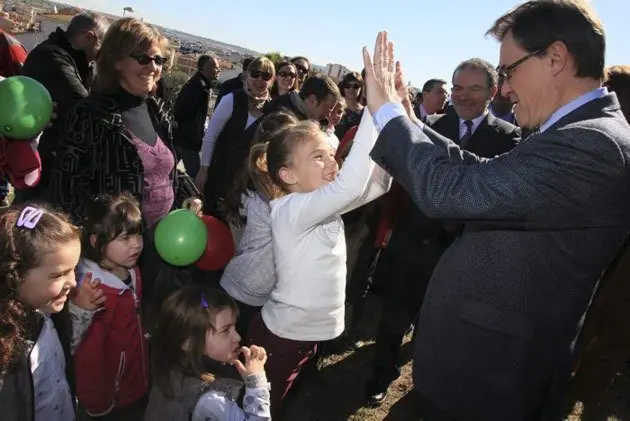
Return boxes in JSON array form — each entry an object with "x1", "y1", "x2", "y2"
[
  {"x1": 362, "y1": 0, "x2": 630, "y2": 419},
  {"x1": 414, "y1": 78, "x2": 448, "y2": 121},
  {"x1": 365, "y1": 58, "x2": 520, "y2": 407}
]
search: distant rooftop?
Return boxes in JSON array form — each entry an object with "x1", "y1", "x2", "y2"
[{"x1": 41, "y1": 13, "x2": 75, "y2": 23}]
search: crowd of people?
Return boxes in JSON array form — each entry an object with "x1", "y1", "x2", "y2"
[{"x1": 0, "y1": 0, "x2": 630, "y2": 420}]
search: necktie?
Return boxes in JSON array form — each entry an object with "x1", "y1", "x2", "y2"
[{"x1": 460, "y1": 120, "x2": 473, "y2": 149}]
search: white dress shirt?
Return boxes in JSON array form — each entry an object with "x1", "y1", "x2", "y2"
[{"x1": 458, "y1": 112, "x2": 487, "y2": 140}]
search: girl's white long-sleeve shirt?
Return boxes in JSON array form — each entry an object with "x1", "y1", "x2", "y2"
[
  {"x1": 261, "y1": 110, "x2": 392, "y2": 341},
  {"x1": 200, "y1": 93, "x2": 258, "y2": 167}
]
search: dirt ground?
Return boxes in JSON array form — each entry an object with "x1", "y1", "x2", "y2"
[{"x1": 283, "y1": 295, "x2": 630, "y2": 421}]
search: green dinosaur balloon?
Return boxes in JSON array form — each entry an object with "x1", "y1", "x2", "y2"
[{"x1": 0, "y1": 76, "x2": 53, "y2": 139}]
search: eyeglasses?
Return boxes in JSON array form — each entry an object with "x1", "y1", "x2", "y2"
[
  {"x1": 496, "y1": 48, "x2": 545, "y2": 85},
  {"x1": 346, "y1": 83, "x2": 361, "y2": 90},
  {"x1": 278, "y1": 71, "x2": 297, "y2": 79},
  {"x1": 130, "y1": 53, "x2": 168, "y2": 66},
  {"x1": 250, "y1": 70, "x2": 273, "y2": 81},
  {"x1": 294, "y1": 64, "x2": 308, "y2": 75}
]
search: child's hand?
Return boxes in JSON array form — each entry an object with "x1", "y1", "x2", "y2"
[
  {"x1": 182, "y1": 197, "x2": 203, "y2": 216},
  {"x1": 233, "y1": 345, "x2": 267, "y2": 378},
  {"x1": 71, "y1": 272, "x2": 106, "y2": 311}
]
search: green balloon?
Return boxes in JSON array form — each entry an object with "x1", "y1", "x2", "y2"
[
  {"x1": 0, "y1": 76, "x2": 53, "y2": 139},
  {"x1": 154, "y1": 209, "x2": 208, "y2": 266}
]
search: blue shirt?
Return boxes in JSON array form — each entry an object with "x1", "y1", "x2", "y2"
[
  {"x1": 374, "y1": 87, "x2": 607, "y2": 134},
  {"x1": 539, "y1": 87, "x2": 607, "y2": 133}
]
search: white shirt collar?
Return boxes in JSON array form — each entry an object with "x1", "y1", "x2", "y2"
[{"x1": 459, "y1": 112, "x2": 487, "y2": 139}]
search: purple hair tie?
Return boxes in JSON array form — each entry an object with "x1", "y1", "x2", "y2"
[
  {"x1": 16, "y1": 206, "x2": 43, "y2": 229},
  {"x1": 201, "y1": 293, "x2": 208, "y2": 309}
]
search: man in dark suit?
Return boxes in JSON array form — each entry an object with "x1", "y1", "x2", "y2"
[
  {"x1": 362, "y1": 1, "x2": 630, "y2": 420},
  {"x1": 365, "y1": 58, "x2": 520, "y2": 407}
]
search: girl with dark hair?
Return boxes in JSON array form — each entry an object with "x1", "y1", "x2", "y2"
[
  {"x1": 70, "y1": 193, "x2": 149, "y2": 420},
  {"x1": 144, "y1": 286, "x2": 270, "y2": 421},
  {"x1": 0, "y1": 204, "x2": 98, "y2": 421}
]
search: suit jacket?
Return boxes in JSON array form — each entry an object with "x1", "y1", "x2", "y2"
[
  {"x1": 370, "y1": 93, "x2": 630, "y2": 421},
  {"x1": 387, "y1": 112, "x2": 520, "y2": 263}
]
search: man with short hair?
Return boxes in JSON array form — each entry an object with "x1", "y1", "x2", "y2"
[
  {"x1": 215, "y1": 56, "x2": 252, "y2": 106},
  {"x1": 16, "y1": 12, "x2": 109, "y2": 203},
  {"x1": 173, "y1": 54, "x2": 220, "y2": 178},
  {"x1": 415, "y1": 78, "x2": 448, "y2": 121},
  {"x1": 363, "y1": 0, "x2": 630, "y2": 419},
  {"x1": 263, "y1": 74, "x2": 341, "y2": 121}
]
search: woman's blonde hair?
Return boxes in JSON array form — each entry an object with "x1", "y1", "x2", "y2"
[
  {"x1": 95, "y1": 18, "x2": 169, "y2": 91},
  {"x1": 247, "y1": 57, "x2": 275, "y2": 77}
]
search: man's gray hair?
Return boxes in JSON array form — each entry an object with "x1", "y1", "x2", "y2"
[
  {"x1": 452, "y1": 58, "x2": 498, "y2": 89},
  {"x1": 67, "y1": 13, "x2": 110, "y2": 39}
]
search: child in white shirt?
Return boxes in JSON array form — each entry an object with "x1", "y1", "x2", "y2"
[{"x1": 246, "y1": 110, "x2": 391, "y2": 415}]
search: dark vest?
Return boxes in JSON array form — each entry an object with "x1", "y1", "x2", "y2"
[{"x1": 204, "y1": 89, "x2": 253, "y2": 212}]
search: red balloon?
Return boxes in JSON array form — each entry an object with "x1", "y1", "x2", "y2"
[{"x1": 195, "y1": 215, "x2": 235, "y2": 271}]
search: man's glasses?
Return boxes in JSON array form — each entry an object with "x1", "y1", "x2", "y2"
[
  {"x1": 130, "y1": 53, "x2": 168, "y2": 66},
  {"x1": 496, "y1": 48, "x2": 545, "y2": 85},
  {"x1": 250, "y1": 70, "x2": 273, "y2": 81}
]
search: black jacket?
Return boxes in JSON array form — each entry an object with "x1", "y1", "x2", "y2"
[
  {"x1": 48, "y1": 88, "x2": 199, "y2": 224},
  {"x1": 215, "y1": 75, "x2": 244, "y2": 108},
  {"x1": 173, "y1": 71, "x2": 211, "y2": 151},
  {"x1": 21, "y1": 28, "x2": 91, "y2": 160}
]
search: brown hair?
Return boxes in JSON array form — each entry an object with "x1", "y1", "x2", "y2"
[
  {"x1": 222, "y1": 112, "x2": 298, "y2": 227},
  {"x1": 486, "y1": 0, "x2": 605, "y2": 80},
  {"x1": 82, "y1": 193, "x2": 143, "y2": 264},
  {"x1": 151, "y1": 286, "x2": 238, "y2": 395},
  {"x1": 339, "y1": 72, "x2": 363, "y2": 100},
  {"x1": 0, "y1": 205, "x2": 81, "y2": 372},
  {"x1": 605, "y1": 65, "x2": 630, "y2": 122},
  {"x1": 95, "y1": 18, "x2": 169, "y2": 91},
  {"x1": 270, "y1": 61, "x2": 297, "y2": 98},
  {"x1": 250, "y1": 120, "x2": 321, "y2": 193}
]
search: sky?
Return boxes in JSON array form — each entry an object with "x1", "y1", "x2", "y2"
[{"x1": 58, "y1": 0, "x2": 628, "y2": 88}]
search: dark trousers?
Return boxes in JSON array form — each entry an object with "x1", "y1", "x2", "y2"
[
  {"x1": 368, "y1": 247, "x2": 442, "y2": 392},
  {"x1": 175, "y1": 146, "x2": 201, "y2": 179},
  {"x1": 247, "y1": 314, "x2": 317, "y2": 418},
  {"x1": 233, "y1": 298, "x2": 261, "y2": 338}
]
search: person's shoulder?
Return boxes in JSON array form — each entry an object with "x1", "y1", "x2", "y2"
[{"x1": 426, "y1": 113, "x2": 447, "y2": 126}]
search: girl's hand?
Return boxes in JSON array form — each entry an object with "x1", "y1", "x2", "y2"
[
  {"x1": 71, "y1": 272, "x2": 106, "y2": 311},
  {"x1": 182, "y1": 197, "x2": 203, "y2": 216},
  {"x1": 233, "y1": 345, "x2": 267, "y2": 378}
]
